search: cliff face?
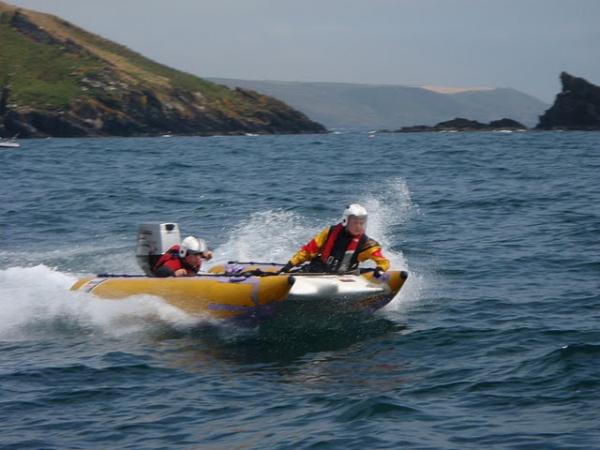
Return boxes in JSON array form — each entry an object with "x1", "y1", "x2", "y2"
[
  {"x1": 537, "y1": 72, "x2": 600, "y2": 130},
  {"x1": 0, "y1": 1, "x2": 325, "y2": 137}
]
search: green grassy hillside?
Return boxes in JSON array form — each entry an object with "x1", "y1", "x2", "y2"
[
  {"x1": 0, "y1": 1, "x2": 325, "y2": 137},
  {"x1": 0, "y1": 11, "x2": 101, "y2": 109}
]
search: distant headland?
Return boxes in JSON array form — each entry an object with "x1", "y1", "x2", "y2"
[
  {"x1": 210, "y1": 78, "x2": 548, "y2": 130},
  {"x1": 0, "y1": 1, "x2": 325, "y2": 138},
  {"x1": 380, "y1": 72, "x2": 600, "y2": 133}
]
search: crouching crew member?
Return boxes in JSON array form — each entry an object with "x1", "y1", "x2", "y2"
[
  {"x1": 280, "y1": 204, "x2": 390, "y2": 276},
  {"x1": 152, "y1": 236, "x2": 213, "y2": 277}
]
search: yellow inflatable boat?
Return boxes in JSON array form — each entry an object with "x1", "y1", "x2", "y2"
[
  {"x1": 70, "y1": 224, "x2": 408, "y2": 323},
  {"x1": 71, "y1": 262, "x2": 408, "y2": 323}
]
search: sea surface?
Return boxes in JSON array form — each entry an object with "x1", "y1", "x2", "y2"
[{"x1": 1, "y1": 131, "x2": 599, "y2": 449}]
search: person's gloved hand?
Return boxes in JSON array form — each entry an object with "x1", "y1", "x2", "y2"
[
  {"x1": 373, "y1": 267, "x2": 385, "y2": 279},
  {"x1": 279, "y1": 262, "x2": 294, "y2": 273}
]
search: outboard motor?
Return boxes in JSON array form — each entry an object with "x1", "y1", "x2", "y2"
[{"x1": 136, "y1": 223, "x2": 181, "y2": 276}]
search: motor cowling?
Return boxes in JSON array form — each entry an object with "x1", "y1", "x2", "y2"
[{"x1": 136, "y1": 223, "x2": 181, "y2": 275}]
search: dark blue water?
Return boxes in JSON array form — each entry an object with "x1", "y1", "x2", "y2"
[{"x1": 1, "y1": 131, "x2": 599, "y2": 449}]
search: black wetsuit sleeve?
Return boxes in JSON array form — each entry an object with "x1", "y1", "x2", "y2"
[{"x1": 154, "y1": 265, "x2": 175, "y2": 278}]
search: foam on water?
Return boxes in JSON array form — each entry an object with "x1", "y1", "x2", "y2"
[
  {"x1": 360, "y1": 178, "x2": 425, "y2": 311},
  {"x1": 214, "y1": 210, "x2": 312, "y2": 264},
  {"x1": 360, "y1": 177, "x2": 415, "y2": 268},
  {"x1": 0, "y1": 265, "x2": 202, "y2": 341}
]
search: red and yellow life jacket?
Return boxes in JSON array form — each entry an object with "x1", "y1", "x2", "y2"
[
  {"x1": 315, "y1": 224, "x2": 367, "y2": 272},
  {"x1": 289, "y1": 223, "x2": 389, "y2": 273}
]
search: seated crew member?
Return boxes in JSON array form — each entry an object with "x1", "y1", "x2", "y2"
[
  {"x1": 280, "y1": 204, "x2": 390, "y2": 276},
  {"x1": 152, "y1": 236, "x2": 213, "y2": 277}
]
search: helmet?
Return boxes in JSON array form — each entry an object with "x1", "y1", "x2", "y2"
[
  {"x1": 179, "y1": 236, "x2": 207, "y2": 258},
  {"x1": 341, "y1": 203, "x2": 368, "y2": 227}
]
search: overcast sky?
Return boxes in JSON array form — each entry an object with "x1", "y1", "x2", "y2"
[{"x1": 7, "y1": 0, "x2": 600, "y2": 102}]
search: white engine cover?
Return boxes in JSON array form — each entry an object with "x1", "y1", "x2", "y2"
[{"x1": 136, "y1": 222, "x2": 181, "y2": 275}]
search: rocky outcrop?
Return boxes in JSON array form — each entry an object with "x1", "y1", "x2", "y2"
[
  {"x1": 0, "y1": 2, "x2": 325, "y2": 138},
  {"x1": 537, "y1": 72, "x2": 600, "y2": 130},
  {"x1": 383, "y1": 117, "x2": 527, "y2": 133},
  {"x1": 488, "y1": 118, "x2": 526, "y2": 129},
  {"x1": 1, "y1": 86, "x2": 325, "y2": 138}
]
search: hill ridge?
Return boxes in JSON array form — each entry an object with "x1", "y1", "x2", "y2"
[{"x1": 208, "y1": 78, "x2": 548, "y2": 130}]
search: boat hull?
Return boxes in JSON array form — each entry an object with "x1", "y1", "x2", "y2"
[
  {"x1": 210, "y1": 263, "x2": 408, "y2": 315},
  {"x1": 71, "y1": 266, "x2": 408, "y2": 322},
  {"x1": 71, "y1": 274, "x2": 294, "y2": 320},
  {"x1": 0, "y1": 142, "x2": 20, "y2": 148}
]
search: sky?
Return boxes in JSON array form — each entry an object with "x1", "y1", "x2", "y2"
[{"x1": 6, "y1": 0, "x2": 600, "y2": 102}]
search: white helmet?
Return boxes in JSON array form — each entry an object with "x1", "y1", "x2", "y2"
[
  {"x1": 179, "y1": 236, "x2": 208, "y2": 258},
  {"x1": 341, "y1": 203, "x2": 368, "y2": 227}
]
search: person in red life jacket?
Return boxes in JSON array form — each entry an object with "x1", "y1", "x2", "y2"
[
  {"x1": 152, "y1": 236, "x2": 213, "y2": 277},
  {"x1": 279, "y1": 204, "x2": 390, "y2": 276}
]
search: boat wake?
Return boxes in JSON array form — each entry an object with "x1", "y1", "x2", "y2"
[{"x1": 0, "y1": 265, "x2": 206, "y2": 342}]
